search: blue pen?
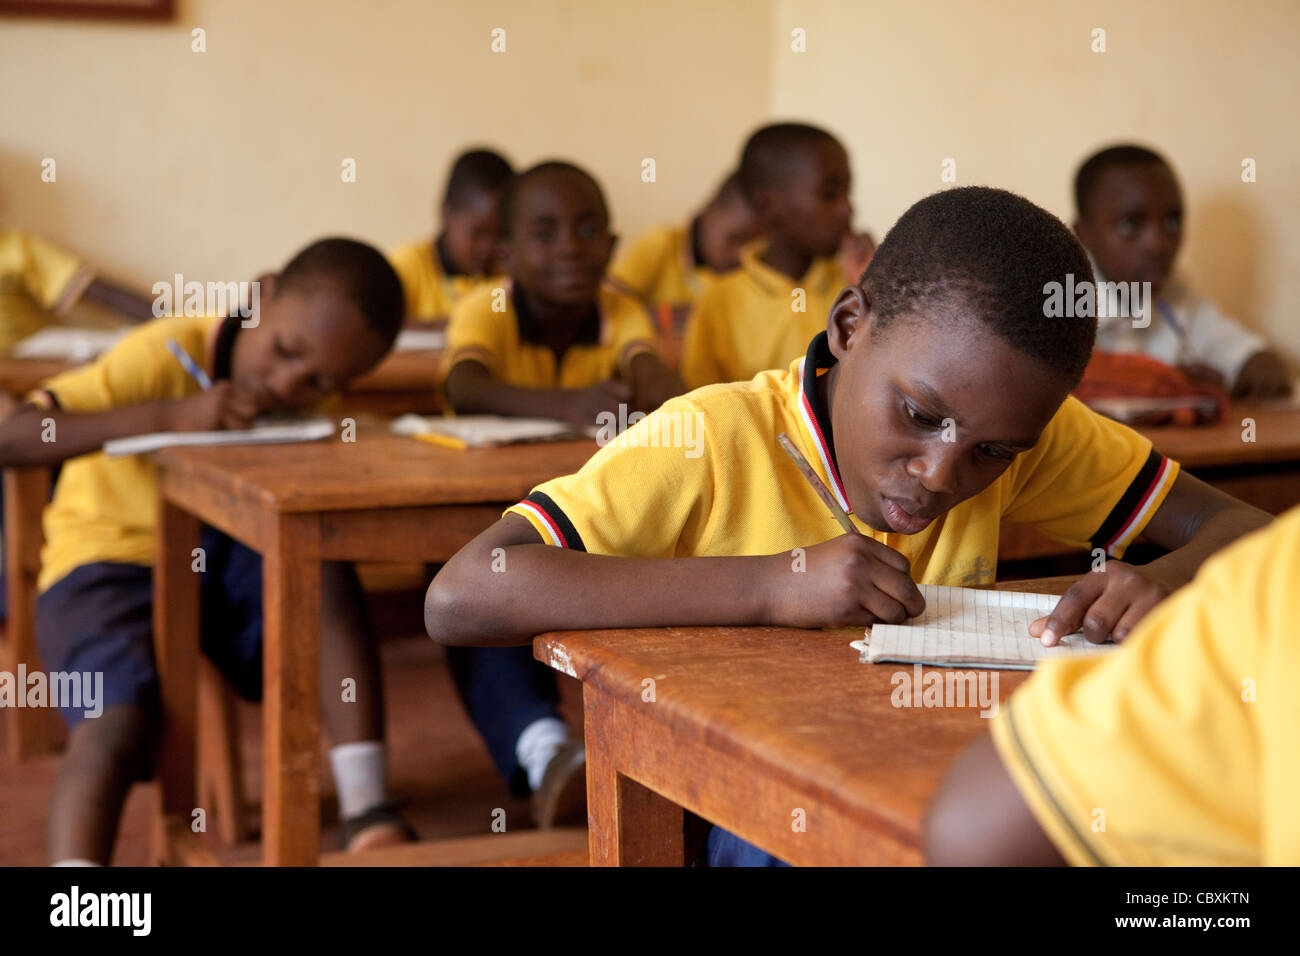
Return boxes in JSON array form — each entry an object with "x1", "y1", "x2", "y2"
[{"x1": 166, "y1": 338, "x2": 213, "y2": 390}]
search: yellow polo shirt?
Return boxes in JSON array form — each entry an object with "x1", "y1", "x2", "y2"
[
  {"x1": 444, "y1": 281, "x2": 659, "y2": 389},
  {"x1": 1, "y1": 230, "x2": 94, "y2": 351},
  {"x1": 388, "y1": 237, "x2": 495, "y2": 322},
  {"x1": 27, "y1": 313, "x2": 228, "y2": 591},
  {"x1": 992, "y1": 505, "x2": 1299, "y2": 866},
  {"x1": 610, "y1": 222, "x2": 718, "y2": 309},
  {"x1": 680, "y1": 240, "x2": 843, "y2": 388},
  {"x1": 507, "y1": 332, "x2": 1179, "y2": 583}
]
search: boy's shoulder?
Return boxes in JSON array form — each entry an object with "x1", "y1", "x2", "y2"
[{"x1": 658, "y1": 364, "x2": 797, "y2": 434}]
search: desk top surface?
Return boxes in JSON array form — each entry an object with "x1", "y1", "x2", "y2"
[
  {"x1": 533, "y1": 576, "x2": 1076, "y2": 853},
  {"x1": 154, "y1": 428, "x2": 596, "y2": 512}
]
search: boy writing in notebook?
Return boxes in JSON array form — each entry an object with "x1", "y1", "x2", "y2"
[
  {"x1": 680, "y1": 122, "x2": 874, "y2": 388},
  {"x1": 926, "y1": 505, "x2": 1299, "y2": 866},
  {"x1": 439, "y1": 160, "x2": 683, "y2": 826},
  {"x1": 1074, "y1": 144, "x2": 1291, "y2": 398},
  {"x1": 426, "y1": 187, "x2": 1270, "y2": 864},
  {"x1": 388, "y1": 148, "x2": 513, "y2": 324},
  {"x1": 0, "y1": 238, "x2": 414, "y2": 864}
]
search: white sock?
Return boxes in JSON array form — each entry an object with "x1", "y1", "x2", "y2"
[
  {"x1": 328, "y1": 740, "x2": 388, "y2": 820},
  {"x1": 516, "y1": 717, "x2": 571, "y2": 792},
  {"x1": 52, "y1": 859, "x2": 102, "y2": 867}
]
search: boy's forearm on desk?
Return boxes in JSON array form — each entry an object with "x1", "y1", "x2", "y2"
[
  {"x1": 427, "y1": 546, "x2": 778, "y2": 646},
  {"x1": 0, "y1": 404, "x2": 172, "y2": 466},
  {"x1": 1142, "y1": 506, "x2": 1271, "y2": 589}
]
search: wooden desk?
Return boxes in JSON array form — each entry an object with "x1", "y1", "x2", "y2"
[
  {"x1": 1000, "y1": 402, "x2": 1300, "y2": 563},
  {"x1": 151, "y1": 430, "x2": 597, "y2": 866},
  {"x1": 534, "y1": 576, "x2": 1076, "y2": 866},
  {"x1": 343, "y1": 349, "x2": 443, "y2": 417}
]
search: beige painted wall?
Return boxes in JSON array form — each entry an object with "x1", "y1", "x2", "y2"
[
  {"x1": 0, "y1": 0, "x2": 770, "y2": 292},
  {"x1": 771, "y1": 0, "x2": 1300, "y2": 364},
  {"x1": 3, "y1": 0, "x2": 1295, "y2": 365}
]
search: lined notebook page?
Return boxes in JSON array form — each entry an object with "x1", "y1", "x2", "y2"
[
  {"x1": 852, "y1": 584, "x2": 1117, "y2": 670},
  {"x1": 103, "y1": 418, "x2": 335, "y2": 458}
]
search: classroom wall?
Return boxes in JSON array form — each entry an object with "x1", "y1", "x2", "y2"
[
  {"x1": 3, "y1": 0, "x2": 1296, "y2": 366},
  {"x1": 0, "y1": 0, "x2": 771, "y2": 292},
  {"x1": 770, "y1": 0, "x2": 1300, "y2": 365}
]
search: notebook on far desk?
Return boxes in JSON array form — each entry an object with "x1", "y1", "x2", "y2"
[{"x1": 103, "y1": 417, "x2": 336, "y2": 458}]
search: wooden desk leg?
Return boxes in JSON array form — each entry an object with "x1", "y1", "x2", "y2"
[
  {"x1": 583, "y1": 685, "x2": 683, "y2": 866},
  {"x1": 3, "y1": 466, "x2": 61, "y2": 761},
  {"x1": 151, "y1": 496, "x2": 201, "y2": 864},
  {"x1": 262, "y1": 513, "x2": 322, "y2": 866}
]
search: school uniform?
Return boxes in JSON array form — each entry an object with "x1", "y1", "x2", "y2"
[
  {"x1": 28, "y1": 314, "x2": 266, "y2": 725},
  {"x1": 1092, "y1": 265, "x2": 1269, "y2": 388},
  {"x1": 509, "y1": 330, "x2": 1183, "y2": 863},
  {"x1": 992, "y1": 504, "x2": 1300, "y2": 866},
  {"x1": 609, "y1": 221, "x2": 717, "y2": 309},
  {"x1": 679, "y1": 240, "x2": 843, "y2": 389},
  {"x1": 0, "y1": 229, "x2": 94, "y2": 350},
  {"x1": 443, "y1": 279, "x2": 658, "y2": 386},
  {"x1": 387, "y1": 236, "x2": 494, "y2": 322},
  {"x1": 443, "y1": 278, "x2": 658, "y2": 796}
]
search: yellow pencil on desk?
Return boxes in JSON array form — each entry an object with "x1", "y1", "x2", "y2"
[
  {"x1": 777, "y1": 431, "x2": 857, "y2": 535},
  {"x1": 413, "y1": 431, "x2": 468, "y2": 451}
]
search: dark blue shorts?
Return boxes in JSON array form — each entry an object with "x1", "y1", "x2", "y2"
[{"x1": 35, "y1": 526, "x2": 264, "y2": 728}]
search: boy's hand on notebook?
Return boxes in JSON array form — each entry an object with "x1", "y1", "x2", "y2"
[
  {"x1": 768, "y1": 532, "x2": 925, "y2": 628},
  {"x1": 562, "y1": 379, "x2": 633, "y2": 429},
  {"x1": 1029, "y1": 560, "x2": 1170, "y2": 647},
  {"x1": 1232, "y1": 350, "x2": 1292, "y2": 399},
  {"x1": 167, "y1": 381, "x2": 262, "y2": 433}
]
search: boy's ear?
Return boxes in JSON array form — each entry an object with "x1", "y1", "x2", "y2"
[
  {"x1": 826, "y1": 284, "x2": 871, "y2": 360},
  {"x1": 605, "y1": 232, "x2": 619, "y2": 264}
]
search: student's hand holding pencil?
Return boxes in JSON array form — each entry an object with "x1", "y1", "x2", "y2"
[
  {"x1": 766, "y1": 533, "x2": 926, "y2": 629},
  {"x1": 166, "y1": 381, "x2": 261, "y2": 432}
]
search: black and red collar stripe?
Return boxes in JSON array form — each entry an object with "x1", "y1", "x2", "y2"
[{"x1": 796, "y1": 332, "x2": 852, "y2": 514}]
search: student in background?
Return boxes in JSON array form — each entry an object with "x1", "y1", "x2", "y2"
[
  {"x1": 680, "y1": 122, "x2": 858, "y2": 389},
  {"x1": 0, "y1": 238, "x2": 414, "y2": 864},
  {"x1": 1074, "y1": 144, "x2": 1291, "y2": 399},
  {"x1": 926, "y1": 505, "x2": 1297, "y2": 866},
  {"x1": 439, "y1": 161, "x2": 683, "y2": 825},
  {"x1": 1, "y1": 229, "x2": 155, "y2": 350},
  {"x1": 443, "y1": 160, "x2": 683, "y2": 426},
  {"x1": 609, "y1": 170, "x2": 759, "y2": 325},
  {"x1": 388, "y1": 148, "x2": 513, "y2": 324},
  {"x1": 427, "y1": 187, "x2": 1270, "y2": 864}
]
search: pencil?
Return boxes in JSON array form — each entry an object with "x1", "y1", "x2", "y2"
[
  {"x1": 777, "y1": 431, "x2": 857, "y2": 535},
  {"x1": 413, "y1": 431, "x2": 469, "y2": 451},
  {"x1": 166, "y1": 338, "x2": 213, "y2": 390}
]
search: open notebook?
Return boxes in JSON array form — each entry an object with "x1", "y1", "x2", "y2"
[
  {"x1": 393, "y1": 328, "x2": 446, "y2": 352},
  {"x1": 13, "y1": 327, "x2": 128, "y2": 362},
  {"x1": 849, "y1": 584, "x2": 1118, "y2": 670},
  {"x1": 103, "y1": 418, "x2": 335, "y2": 458},
  {"x1": 391, "y1": 413, "x2": 581, "y2": 447}
]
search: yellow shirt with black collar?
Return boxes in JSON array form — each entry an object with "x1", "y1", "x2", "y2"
[
  {"x1": 26, "y1": 313, "x2": 230, "y2": 592},
  {"x1": 991, "y1": 504, "x2": 1300, "y2": 866},
  {"x1": 443, "y1": 281, "x2": 659, "y2": 389},
  {"x1": 1, "y1": 229, "x2": 95, "y2": 351},
  {"x1": 507, "y1": 332, "x2": 1179, "y2": 588},
  {"x1": 680, "y1": 240, "x2": 843, "y2": 388},
  {"x1": 610, "y1": 222, "x2": 718, "y2": 309},
  {"x1": 388, "y1": 236, "x2": 496, "y2": 323}
]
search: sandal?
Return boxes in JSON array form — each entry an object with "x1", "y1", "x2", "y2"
[{"x1": 338, "y1": 800, "x2": 418, "y2": 853}]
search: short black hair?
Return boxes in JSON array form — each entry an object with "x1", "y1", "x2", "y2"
[
  {"x1": 276, "y1": 237, "x2": 404, "y2": 343},
  {"x1": 1074, "y1": 144, "x2": 1172, "y2": 219},
  {"x1": 442, "y1": 148, "x2": 514, "y2": 210},
  {"x1": 500, "y1": 160, "x2": 610, "y2": 238},
  {"x1": 737, "y1": 122, "x2": 842, "y2": 201},
  {"x1": 864, "y1": 186, "x2": 1097, "y2": 383}
]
